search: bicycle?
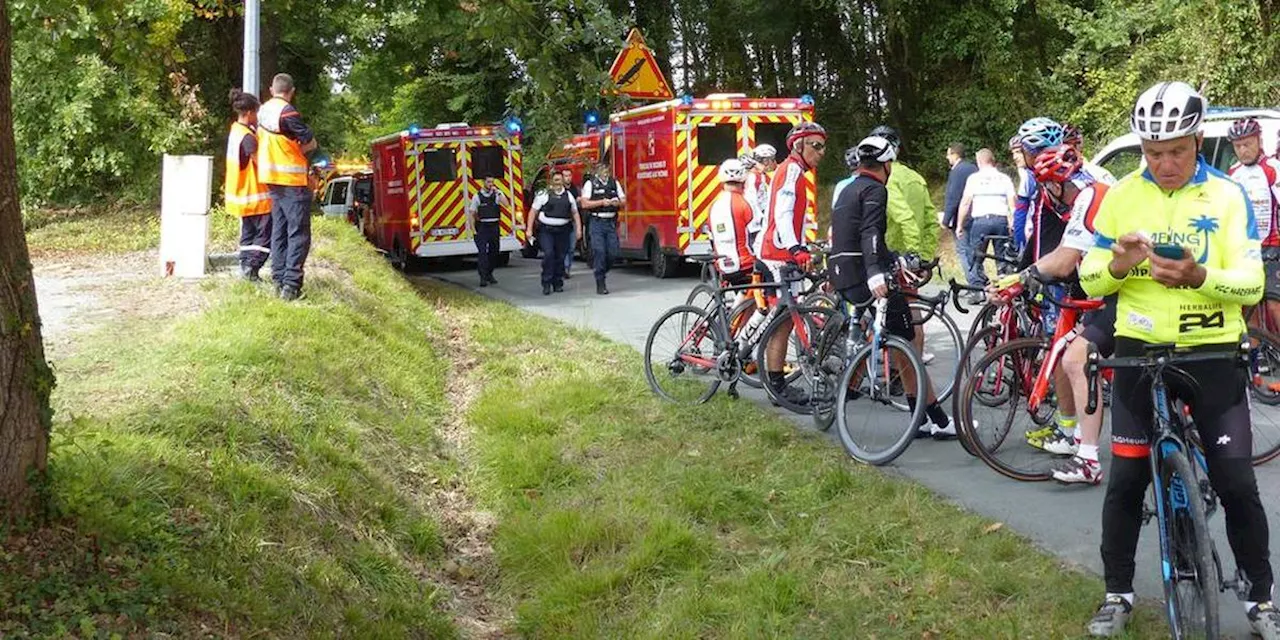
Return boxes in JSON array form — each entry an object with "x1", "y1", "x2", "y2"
[
  {"x1": 1083, "y1": 340, "x2": 1255, "y2": 639},
  {"x1": 809, "y1": 283, "x2": 928, "y2": 465},
  {"x1": 949, "y1": 279, "x2": 1041, "y2": 456},
  {"x1": 644, "y1": 258, "x2": 830, "y2": 404},
  {"x1": 957, "y1": 290, "x2": 1101, "y2": 481}
]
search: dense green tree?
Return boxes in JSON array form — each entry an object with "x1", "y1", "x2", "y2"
[{"x1": 11, "y1": 0, "x2": 1280, "y2": 206}]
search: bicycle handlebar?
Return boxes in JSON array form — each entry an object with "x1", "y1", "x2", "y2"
[
  {"x1": 948, "y1": 278, "x2": 986, "y2": 314},
  {"x1": 974, "y1": 251, "x2": 1020, "y2": 266},
  {"x1": 1084, "y1": 340, "x2": 1250, "y2": 415}
]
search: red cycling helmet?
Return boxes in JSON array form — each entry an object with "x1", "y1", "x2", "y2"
[
  {"x1": 786, "y1": 121, "x2": 827, "y2": 151},
  {"x1": 1063, "y1": 123, "x2": 1083, "y2": 149},
  {"x1": 1032, "y1": 145, "x2": 1083, "y2": 183},
  {"x1": 1229, "y1": 117, "x2": 1262, "y2": 141}
]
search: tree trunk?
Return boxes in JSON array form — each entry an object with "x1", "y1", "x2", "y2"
[{"x1": 0, "y1": 0, "x2": 53, "y2": 526}]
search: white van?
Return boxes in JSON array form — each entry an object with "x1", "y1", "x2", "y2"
[{"x1": 1092, "y1": 108, "x2": 1280, "y2": 178}]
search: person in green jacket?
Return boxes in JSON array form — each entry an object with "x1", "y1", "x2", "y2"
[
  {"x1": 871, "y1": 125, "x2": 939, "y2": 261},
  {"x1": 870, "y1": 125, "x2": 940, "y2": 368}
]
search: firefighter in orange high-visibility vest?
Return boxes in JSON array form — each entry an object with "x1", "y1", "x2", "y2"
[
  {"x1": 257, "y1": 73, "x2": 318, "y2": 301},
  {"x1": 225, "y1": 89, "x2": 272, "y2": 282}
]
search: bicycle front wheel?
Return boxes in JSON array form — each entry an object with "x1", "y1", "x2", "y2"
[
  {"x1": 1159, "y1": 448, "x2": 1221, "y2": 639},
  {"x1": 960, "y1": 337, "x2": 1059, "y2": 482},
  {"x1": 757, "y1": 305, "x2": 839, "y2": 415},
  {"x1": 643, "y1": 305, "x2": 725, "y2": 404},
  {"x1": 834, "y1": 335, "x2": 927, "y2": 465},
  {"x1": 1248, "y1": 328, "x2": 1280, "y2": 465}
]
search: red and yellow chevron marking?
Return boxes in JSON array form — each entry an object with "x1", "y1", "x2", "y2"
[
  {"x1": 419, "y1": 141, "x2": 467, "y2": 243},
  {"x1": 465, "y1": 150, "x2": 517, "y2": 238},
  {"x1": 687, "y1": 114, "x2": 746, "y2": 249},
  {"x1": 405, "y1": 140, "x2": 422, "y2": 252},
  {"x1": 675, "y1": 112, "x2": 691, "y2": 252},
  {"x1": 511, "y1": 146, "x2": 524, "y2": 242}
]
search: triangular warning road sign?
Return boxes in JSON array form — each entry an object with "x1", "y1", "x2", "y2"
[{"x1": 606, "y1": 28, "x2": 673, "y2": 101}]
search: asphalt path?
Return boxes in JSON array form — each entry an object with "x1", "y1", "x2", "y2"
[{"x1": 419, "y1": 254, "x2": 1280, "y2": 638}]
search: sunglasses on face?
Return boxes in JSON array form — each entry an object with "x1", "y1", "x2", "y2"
[{"x1": 806, "y1": 141, "x2": 826, "y2": 151}]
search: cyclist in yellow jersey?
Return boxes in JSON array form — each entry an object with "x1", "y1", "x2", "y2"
[{"x1": 1079, "y1": 81, "x2": 1278, "y2": 638}]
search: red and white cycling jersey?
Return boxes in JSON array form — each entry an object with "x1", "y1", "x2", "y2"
[
  {"x1": 753, "y1": 156, "x2": 811, "y2": 261},
  {"x1": 1229, "y1": 157, "x2": 1280, "y2": 246},
  {"x1": 708, "y1": 190, "x2": 757, "y2": 275},
  {"x1": 743, "y1": 169, "x2": 769, "y2": 248}
]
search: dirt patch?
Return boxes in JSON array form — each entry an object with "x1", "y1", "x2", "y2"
[
  {"x1": 420, "y1": 321, "x2": 513, "y2": 639},
  {"x1": 33, "y1": 250, "x2": 220, "y2": 359}
]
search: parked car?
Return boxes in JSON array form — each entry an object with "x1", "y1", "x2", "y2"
[{"x1": 1092, "y1": 107, "x2": 1280, "y2": 178}]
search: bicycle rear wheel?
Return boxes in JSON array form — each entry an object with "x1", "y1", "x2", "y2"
[
  {"x1": 643, "y1": 305, "x2": 725, "y2": 404},
  {"x1": 834, "y1": 335, "x2": 927, "y2": 465},
  {"x1": 1159, "y1": 448, "x2": 1221, "y2": 639},
  {"x1": 910, "y1": 301, "x2": 962, "y2": 404},
  {"x1": 952, "y1": 324, "x2": 1003, "y2": 457},
  {"x1": 966, "y1": 301, "x2": 999, "y2": 344},
  {"x1": 685, "y1": 282, "x2": 722, "y2": 314},
  {"x1": 757, "y1": 305, "x2": 839, "y2": 414},
  {"x1": 725, "y1": 297, "x2": 766, "y2": 389},
  {"x1": 960, "y1": 337, "x2": 1059, "y2": 482}
]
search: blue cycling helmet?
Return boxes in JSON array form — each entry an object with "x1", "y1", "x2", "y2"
[{"x1": 1018, "y1": 117, "x2": 1065, "y2": 156}]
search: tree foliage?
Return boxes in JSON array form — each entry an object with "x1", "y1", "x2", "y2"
[{"x1": 10, "y1": 0, "x2": 1280, "y2": 205}]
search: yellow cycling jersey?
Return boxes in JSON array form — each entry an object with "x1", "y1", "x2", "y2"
[{"x1": 1079, "y1": 157, "x2": 1263, "y2": 346}]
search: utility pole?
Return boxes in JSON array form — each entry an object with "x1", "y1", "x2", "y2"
[{"x1": 243, "y1": 0, "x2": 260, "y2": 96}]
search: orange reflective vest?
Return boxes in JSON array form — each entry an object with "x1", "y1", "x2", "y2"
[
  {"x1": 224, "y1": 122, "x2": 271, "y2": 217},
  {"x1": 256, "y1": 97, "x2": 309, "y2": 187}
]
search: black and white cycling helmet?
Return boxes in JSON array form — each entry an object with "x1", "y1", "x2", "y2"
[
  {"x1": 869, "y1": 125, "x2": 901, "y2": 150},
  {"x1": 1131, "y1": 81, "x2": 1206, "y2": 141},
  {"x1": 738, "y1": 152, "x2": 759, "y2": 170},
  {"x1": 717, "y1": 158, "x2": 747, "y2": 184},
  {"x1": 844, "y1": 146, "x2": 861, "y2": 170},
  {"x1": 855, "y1": 135, "x2": 897, "y2": 164},
  {"x1": 752, "y1": 143, "x2": 777, "y2": 161}
]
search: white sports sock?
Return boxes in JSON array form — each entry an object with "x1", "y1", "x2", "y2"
[
  {"x1": 1106, "y1": 592, "x2": 1135, "y2": 606},
  {"x1": 1078, "y1": 444, "x2": 1100, "y2": 462}
]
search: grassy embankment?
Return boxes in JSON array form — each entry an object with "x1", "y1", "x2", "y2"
[
  {"x1": 3, "y1": 216, "x2": 1161, "y2": 637},
  {"x1": 22, "y1": 204, "x2": 238, "y2": 259}
]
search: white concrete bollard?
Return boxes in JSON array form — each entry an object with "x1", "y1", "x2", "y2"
[{"x1": 158, "y1": 154, "x2": 213, "y2": 278}]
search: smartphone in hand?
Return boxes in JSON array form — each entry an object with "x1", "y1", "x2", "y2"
[{"x1": 1152, "y1": 243, "x2": 1186, "y2": 260}]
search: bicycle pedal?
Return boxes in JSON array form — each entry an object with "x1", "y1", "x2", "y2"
[
  {"x1": 1225, "y1": 567, "x2": 1253, "y2": 600},
  {"x1": 1141, "y1": 503, "x2": 1156, "y2": 525}
]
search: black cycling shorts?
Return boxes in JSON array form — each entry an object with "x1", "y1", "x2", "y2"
[
  {"x1": 1263, "y1": 246, "x2": 1280, "y2": 298},
  {"x1": 721, "y1": 269, "x2": 753, "y2": 287},
  {"x1": 1079, "y1": 294, "x2": 1117, "y2": 357},
  {"x1": 838, "y1": 286, "x2": 915, "y2": 342},
  {"x1": 1109, "y1": 337, "x2": 1253, "y2": 460}
]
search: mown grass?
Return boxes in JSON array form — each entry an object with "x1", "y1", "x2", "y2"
[
  {"x1": 3, "y1": 221, "x2": 457, "y2": 637},
  {"x1": 23, "y1": 204, "x2": 241, "y2": 258},
  {"x1": 422, "y1": 282, "x2": 1165, "y2": 638}
]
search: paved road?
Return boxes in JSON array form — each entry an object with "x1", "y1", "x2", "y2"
[{"x1": 420, "y1": 255, "x2": 1280, "y2": 638}]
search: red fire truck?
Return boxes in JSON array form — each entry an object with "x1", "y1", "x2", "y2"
[
  {"x1": 528, "y1": 93, "x2": 817, "y2": 277},
  {"x1": 365, "y1": 122, "x2": 523, "y2": 268}
]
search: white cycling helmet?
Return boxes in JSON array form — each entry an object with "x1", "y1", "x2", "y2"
[
  {"x1": 1131, "y1": 81, "x2": 1206, "y2": 141},
  {"x1": 753, "y1": 143, "x2": 777, "y2": 161},
  {"x1": 737, "y1": 152, "x2": 758, "y2": 170},
  {"x1": 718, "y1": 158, "x2": 747, "y2": 184},
  {"x1": 855, "y1": 135, "x2": 897, "y2": 164}
]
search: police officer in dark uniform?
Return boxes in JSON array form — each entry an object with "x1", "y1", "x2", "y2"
[
  {"x1": 527, "y1": 172, "x2": 582, "y2": 295},
  {"x1": 467, "y1": 176, "x2": 509, "y2": 287},
  {"x1": 581, "y1": 161, "x2": 626, "y2": 295}
]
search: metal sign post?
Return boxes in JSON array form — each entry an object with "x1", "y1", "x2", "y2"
[{"x1": 243, "y1": 0, "x2": 260, "y2": 96}]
